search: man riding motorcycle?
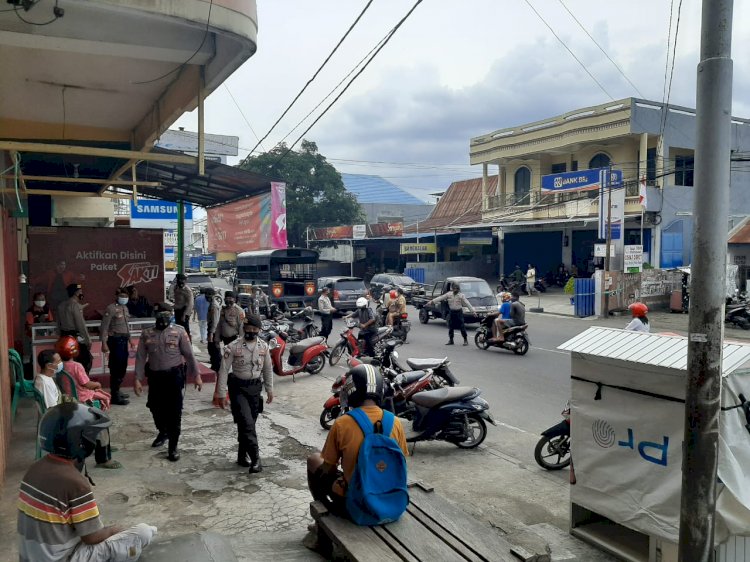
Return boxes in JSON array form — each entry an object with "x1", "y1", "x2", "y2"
[
  {"x1": 491, "y1": 292, "x2": 512, "y2": 342},
  {"x1": 354, "y1": 297, "x2": 377, "y2": 356},
  {"x1": 386, "y1": 288, "x2": 407, "y2": 327}
]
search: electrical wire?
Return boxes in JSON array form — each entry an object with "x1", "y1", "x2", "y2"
[
  {"x1": 223, "y1": 83, "x2": 266, "y2": 153},
  {"x1": 132, "y1": 0, "x2": 214, "y2": 85},
  {"x1": 657, "y1": 0, "x2": 679, "y2": 149},
  {"x1": 522, "y1": 0, "x2": 613, "y2": 101},
  {"x1": 12, "y1": 1, "x2": 59, "y2": 25},
  {"x1": 557, "y1": 0, "x2": 644, "y2": 98},
  {"x1": 272, "y1": 0, "x2": 425, "y2": 168},
  {"x1": 247, "y1": 0, "x2": 376, "y2": 156}
]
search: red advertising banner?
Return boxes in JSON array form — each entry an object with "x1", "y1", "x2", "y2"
[
  {"x1": 310, "y1": 222, "x2": 403, "y2": 240},
  {"x1": 207, "y1": 194, "x2": 272, "y2": 252},
  {"x1": 368, "y1": 222, "x2": 403, "y2": 237},
  {"x1": 28, "y1": 226, "x2": 164, "y2": 320},
  {"x1": 310, "y1": 225, "x2": 353, "y2": 241}
]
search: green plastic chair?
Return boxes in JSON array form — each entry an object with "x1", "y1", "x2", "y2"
[
  {"x1": 56, "y1": 370, "x2": 102, "y2": 410},
  {"x1": 10, "y1": 349, "x2": 34, "y2": 422},
  {"x1": 31, "y1": 386, "x2": 48, "y2": 459}
]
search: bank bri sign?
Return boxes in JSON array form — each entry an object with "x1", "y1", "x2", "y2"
[{"x1": 541, "y1": 168, "x2": 623, "y2": 193}]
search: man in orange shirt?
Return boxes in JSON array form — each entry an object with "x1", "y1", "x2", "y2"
[{"x1": 307, "y1": 364, "x2": 408, "y2": 516}]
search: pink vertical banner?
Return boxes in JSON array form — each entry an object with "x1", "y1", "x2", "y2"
[{"x1": 270, "y1": 181, "x2": 288, "y2": 249}]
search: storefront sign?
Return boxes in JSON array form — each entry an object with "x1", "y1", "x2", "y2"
[
  {"x1": 130, "y1": 199, "x2": 193, "y2": 230},
  {"x1": 400, "y1": 243, "x2": 436, "y2": 254},
  {"x1": 459, "y1": 230, "x2": 493, "y2": 245},
  {"x1": 542, "y1": 168, "x2": 623, "y2": 193},
  {"x1": 594, "y1": 244, "x2": 616, "y2": 257},
  {"x1": 310, "y1": 222, "x2": 404, "y2": 241},
  {"x1": 353, "y1": 224, "x2": 366, "y2": 240},
  {"x1": 624, "y1": 245, "x2": 643, "y2": 273}
]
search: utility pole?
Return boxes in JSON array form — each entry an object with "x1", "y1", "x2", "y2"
[
  {"x1": 177, "y1": 200, "x2": 185, "y2": 275},
  {"x1": 680, "y1": 1, "x2": 733, "y2": 560},
  {"x1": 602, "y1": 168, "x2": 612, "y2": 317}
]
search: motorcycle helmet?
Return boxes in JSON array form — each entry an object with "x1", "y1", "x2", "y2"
[
  {"x1": 38, "y1": 402, "x2": 111, "y2": 462},
  {"x1": 628, "y1": 302, "x2": 649, "y2": 317},
  {"x1": 343, "y1": 364, "x2": 384, "y2": 408},
  {"x1": 389, "y1": 290, "x2": 398, "y2": 299},
  {"x1": 356, "y1": 297, "x2": 369, "y2": 308},
  {"x1": 55, "y1": 335, "x2": 80, "y2": 360}
]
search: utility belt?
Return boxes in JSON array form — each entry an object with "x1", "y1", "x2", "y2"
[
  {"x1": 60, "y1": 329, "x2": 81, "y2": 337},
  {"x1": 108, "y1": 333, "x2": 130, "y2": 339},
  {"x1": 145, "y1": 363, "x2": 186, "y2": 378},
  {"x1": 229, "y1": 374, "x2": 262, "y2": 385}
]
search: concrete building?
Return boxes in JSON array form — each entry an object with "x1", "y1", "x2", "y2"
[
  {"x1": 469, "y1": 98, "x2": 750, "y2": 278},
  {"x1": 340, "y1": 173, "x2": 433, "y2": 226},
  {"x1": 0, "y1": 0, "x2": 259, "y2": 479}
]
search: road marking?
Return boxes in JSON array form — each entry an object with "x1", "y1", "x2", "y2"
[{"x1": 496, "y1": 422, "x2": 533, "y2": 435}]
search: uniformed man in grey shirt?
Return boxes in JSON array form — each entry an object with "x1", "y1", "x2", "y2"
[
  {"x1": 57, "y1": 283, "x2": 93, "y2": 373},
  {"x1": 215, "y1": 314, "x2": 273, "y2": 473},
  {"x1": 217, "y1": 291, "x2": 246, "y2": 345},
  {"x1": 100, "y1": 287, "x2": 134, "y2": 405},
  {"x1": 172, "y1": 274, "x2": 194, "y2": 338},
  {"x1": 318, "y1": 286, "x2": 336, "y2": 341},
  {"x1": 205, "y1": 288, "x2": 222, "y2": 373},
  {"x1": 134, "y1": 303, "x2": 202, "y2": 462},
  {"x1": 428, "y1": 283, "x2": 475, "y2": 346}
]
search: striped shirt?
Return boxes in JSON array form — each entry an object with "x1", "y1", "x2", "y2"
[{"x1": 17, "y1": 455, "x2": 103, "y2": 561}]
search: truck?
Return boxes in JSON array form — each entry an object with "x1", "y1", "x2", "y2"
[{"x1": 412, "y1": 276, "x2": 499, "y2": 325}]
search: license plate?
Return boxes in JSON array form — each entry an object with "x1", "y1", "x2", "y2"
[{"x1": 288, "y1": 303, "x2": 300, "y2": 309}]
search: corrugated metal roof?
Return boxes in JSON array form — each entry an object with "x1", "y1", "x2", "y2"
[
  {"x1": 403, "y1": 176, "x2": 491, "y2": 233},
  {"x1": 558, "y1": 327, "x2": 750, "y2": 375},
  {"x1": 728, "y1": 217, "x2": 750, "y2": 244},
  {"x1": 340, "y1": 173, "x2": 426, "y2": 205}
]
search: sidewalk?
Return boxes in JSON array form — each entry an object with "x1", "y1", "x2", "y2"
[{"x1": 0, "y1": 325, "x2": 615, "y2": 561}]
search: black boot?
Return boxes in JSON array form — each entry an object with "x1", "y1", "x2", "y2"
[
  {"x1": 248, "y1": 447, "x2": 262, "y2": 474},
  {"x1": 445, "y1": 340, "x2": 454, "y2": 345},
  {"x1": 111, "y1": 393, "x2": 130, "y2": 406},
  {"x1": 151, "y1": 432, "x2": 167, "y2": 447},
  {"x1": 463, "y1": 339, "x2": 469, "y2": 346},
  {"x1": 237, "y1": 445, "x2": 251, "y2": 467},
  {"x1": 167, "y1": 439, "x2": 180, "y2": 462}
]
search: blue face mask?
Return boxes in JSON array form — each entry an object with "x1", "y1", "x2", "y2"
[
  {"x1": 169, "y1": 316, "x2": 175, "y2": 325},
  {"x1": 117, "y1": 297, "x2": 129, "y2": 305}
]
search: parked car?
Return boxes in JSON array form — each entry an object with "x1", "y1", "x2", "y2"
[
  {"x1": 316, "y1": 276, "x2": 368, "y2": 314},
  {"x1": 412, "y1": 276, "x2": 498, "y2": 324},
  {"x1": 167, "y1": 273, "x2": 215, "y2": 301},
  {"x1": 369, "y1": 273, "x2": 424, "y2": 303}
]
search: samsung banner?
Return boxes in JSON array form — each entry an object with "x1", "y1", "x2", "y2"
[{"x1": 130, "y1": 199, "x2": 193, "y2": 229}]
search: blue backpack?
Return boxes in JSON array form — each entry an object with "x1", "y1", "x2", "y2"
[{"x1": 345, "y1": 408, "x2": 409, "y2": 526}]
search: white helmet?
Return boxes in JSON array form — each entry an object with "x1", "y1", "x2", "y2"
[{"x1": 356, "y1": 297, "x2": 368, "y2": 308}]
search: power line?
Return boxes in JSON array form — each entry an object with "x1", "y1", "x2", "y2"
[
  {"x1": 273, "y1": 0, "x2": 426, "y2": 167},
  {"x1": 522, "y1": 0, "x2": 613, "y2": 101},
  {"x1": 247, "y1": 0, "x2": 376, "y2": 156},
  {"x1": 657, "y1": 0, "x2": 678, "y2": 146},
  {"x1": 557, "y1": 0, "x2": 644, "y2": 97},
  {"x1": 223, "y1": 83, "x2": 266, "y2": 153}
]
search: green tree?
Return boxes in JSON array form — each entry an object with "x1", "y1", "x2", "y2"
[{"x1": 239, "y1": 140, "x2": 364, "y2": 247}]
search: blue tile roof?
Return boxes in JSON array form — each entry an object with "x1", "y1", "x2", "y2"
[{"x1": 340, "y1": 173, "x2": 426, "y2": 205}]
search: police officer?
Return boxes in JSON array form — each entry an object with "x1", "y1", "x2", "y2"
[
  {"x1": 172, "y1": 273, "x2": 194, "y2": 337},
  {"x1": 57, "y1": 283, "x2": 93, "y2": 373},
  {"x1": 134, "y1": 303, "x2": 202, "y2": 462},
  {"x1": 427, "y1": 283, "x2": 475, "y2": 346},
  {"x1": 205, "y1": 288, "x2": 222, "y2": 374},
  {"x1": 215, "y1": 314, "x2": 273, "y2": 474},
  {"x1": 252, "y1": 286, "x2": 270, "y2": 317},
  {"x1": 217, "y1": 291, "x2": 245, "y2": 345},
  {"x1": 100, "y1": 287, "x2": 134, "y2": 405}
]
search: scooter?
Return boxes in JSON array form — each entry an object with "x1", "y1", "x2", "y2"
[
  {"x1": 474, "y1": 312, "x2": 530, "y2": 355},
  {"x1": 375, "y1": 300, "x2": 411, "y2": 343},
  {"x1": 328, "y1": 318, "x2": 363, "y2": 366},
  {"x1": 399, "y1": 386, "x2": 495, "y2": 448},
  {"x1": 290, "y1": 306, "x2": 319, "y2": 340},
  {"x1": 377, "y1": 338, "x2": 459, "y2": 388},
  {"x1": 725, "y1": 302, "x2": 750, "y2": 330},
  {"x1": 264, "y1": 330, "x2": 328, "y2": 381},
  {"x1": 534, "y1": 403, "x2": 571, "y2": 470}
]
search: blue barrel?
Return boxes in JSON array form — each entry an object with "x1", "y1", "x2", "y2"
[
  {"x1": 574, "y1": 278, "x2": 595, "y2": 318},
  {"x1": 404, "y1": 268, "x2": 425, "y2": 284}
]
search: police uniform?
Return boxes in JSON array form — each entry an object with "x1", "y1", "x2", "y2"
[
  {"x1": 217, "y1": 303, "x2": 245, "y2": 345},
  {"x1": 431, "y1": 290, "x2": 475, "y2": 344},
  {"x1": 135, "y1": 322, "x2": 199, "y2": 460},
  {"x1": 172, "y1": 284, "x2": 194, "y2": 336},
  {"x1": 217, "y1": 336, "x2": 273, "y2": 470},
  {"x1": 57, "y1": 287, "x2": 93, "y2": 373},
  {"x1": 100, "y1": 301, "x2": 131, "y2": 403},
  {"x1": 206, "y1": 296, "x2": 222, "y2": 372}
]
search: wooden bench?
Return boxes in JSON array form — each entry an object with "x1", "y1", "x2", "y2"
[{"x1": 310, "y1": 481, "x2": 550, "y2": 562}]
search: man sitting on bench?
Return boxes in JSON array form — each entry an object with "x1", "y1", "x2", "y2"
[{"x1": 307, "y1": 364, "x2": 409, "y2": 518}]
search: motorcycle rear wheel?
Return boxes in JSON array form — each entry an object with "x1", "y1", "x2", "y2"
[
  {"x1": 474, "y1": 330, "x2": 490, "y2": 350},
  {"x1": 455, "y1": 415, "x2": 487, "y2": 449},
  {"x1": 329, "y1": 341, "x2": 347, "y2": 366},
  {"x1": 429, "y1": 372, "x2": 453, "y2": 389},
  {"x1": 534, "y1": 435, "x2": 571, "y2": 470},
  {"x1": 419, "y1": 308, "x2": 429, "y2": 324},
  {"x1": 319, "y1": 406, "x2": 341, "y2": 430},
  {"x1": 306, "y1": 355, "x2": 326, "y2": 374},
  {"x1": 513, "y1": 336, "x2": 530, "y2": 355}
]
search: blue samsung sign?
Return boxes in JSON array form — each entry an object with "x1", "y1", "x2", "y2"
[
  {"x1": 541, "y1": 168, "x2": 623, "y2": 193},
  {"x1": 131, "y1": 200, "x2": 193, "y2": 220}
]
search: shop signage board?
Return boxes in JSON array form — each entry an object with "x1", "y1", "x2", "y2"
[
  {"x1": 400, "y1": 243, "x2": 436, "y2": 254},
  {"x1": 542, "y1": 168, "x2": 622, "y2": 193},
  {"x1": 624, "y1": 245, "x2": 643, "y2": 273}
]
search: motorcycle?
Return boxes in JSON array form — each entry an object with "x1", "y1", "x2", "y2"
[
  {"x1": 263, "y1": 330, "x2": 328, "y2": 381},
  {"x1": 377, "y1": 338, "x2": 459, "y2": 388},
  {"x1": 401, "y1": 386, "x2": 495, "y2": 448},
  {"x1": 474, "y1": 312, "x2": 530, "y2": 355},
  {"x1": 290, "y1": 306, "x2": 319, "y2": 340},
  {"x1": 725, "y1": 300, "x2": 750, "y2": 330},
  {"x1": 319, "y1": 366, "x2": 437, "y2": 430},
  {"x1": 328, "y1": 318, "x2": 364, "y2": 366},
  {"x1": 534, "y1": 278, "x2": 547, "y2": 293},
  {"x1": 375, "y1": 299, "x2": 411, "y2": 343},
  {"x1": 534, "y1": 403, "x2": 571, "y2": 470}
]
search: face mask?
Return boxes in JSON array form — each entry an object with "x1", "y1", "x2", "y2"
[
  {"x1": 453, "y1": 290, "x2": 459, "y2": 294},
  {"x1": 78, "y1": 294, "x2": 85, "y2": 301},
  {"x1": 244, "y1": 331, "x2": 258, "y2": 341},
  {"x1": 177, "y1": 282, "x2": 185, "y2": 287},
  {"x1": 117, "y1": 297, "x2": 129, "y2": 305},
  {"x1": 155, "y1": 318, "x2": 169, "y2": 330},
  {"x1": 225, "y1": 300, "x2": 235, "y2": 306},
  {"x1": 34, "y1": 300, "x2": 46, "y2": 308},
  {"x1": 55, "y1": 362, "x2": 64, "y2": 373}
]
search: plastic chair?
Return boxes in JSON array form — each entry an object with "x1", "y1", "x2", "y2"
[
  {"x1": 31, "y1": 386, "x2": 48, "y2": 459},
  {"x1": 10, "y1": 349, "x2": 34, "y2": 422},
  {"x1": 56, "y1": 370, "x2": 102, "y2": 410}
]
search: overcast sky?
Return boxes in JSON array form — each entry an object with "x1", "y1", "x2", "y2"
[{"x1": 174, "y1": 0, "x2": 750, "y2": 203}]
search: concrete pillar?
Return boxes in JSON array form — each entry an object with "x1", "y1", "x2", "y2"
[
  {"x1": 499, "y1": 165, "x2": 507, "y2": 208},
  {"x1": 497, "y1": 228, "x2": 505, "y2": 276},
  {"x1": 481, "y1": 163, "x2": 488, "y2": 211},
  {"x1": 639, "y1": 133, "x2": 648, "y2": 182},
  {"x1": 562, "y1": 227, "x2": 573, "y2": 266}
]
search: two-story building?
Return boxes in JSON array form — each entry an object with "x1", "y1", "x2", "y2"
[{"x1": 469, "y1": 98, "x2": 750, "y2": 278}]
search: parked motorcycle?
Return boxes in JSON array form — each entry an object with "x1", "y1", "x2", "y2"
[
  {"x1": 401, "y1": 386, "x2": 495, "y2": 448},
  {"x1": 474, "y1": 312, "x2": 530, "y2": 355},
  {"x1": 725, "y1": 299, "x2": 750, "y2": 330},
  {"x1": 377, "y1": 339, "x2": 459, "y2": 388},
  {"x1": 263, "y1": 330, "x2": 327, "y2": 381},
  {"x1": 328, "y1": 318, "x2": 364, "y2": 366},
  {"x1": 534, "y1": 403, "x2": 571, "y2": 470},
  {"x1": 290, "y1": 306, "x2": 319, "y2": 339}
]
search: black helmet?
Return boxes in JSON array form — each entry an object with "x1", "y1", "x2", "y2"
[
  {"x1": 343, "y1": 364, "x2": 384, "y2": 408},
  {"x1": 176, "y1": 273, "x2": 187, "y2": 282},
  {"x1": 38, "y1": 402, "x2": 111, "y2": 462}
]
